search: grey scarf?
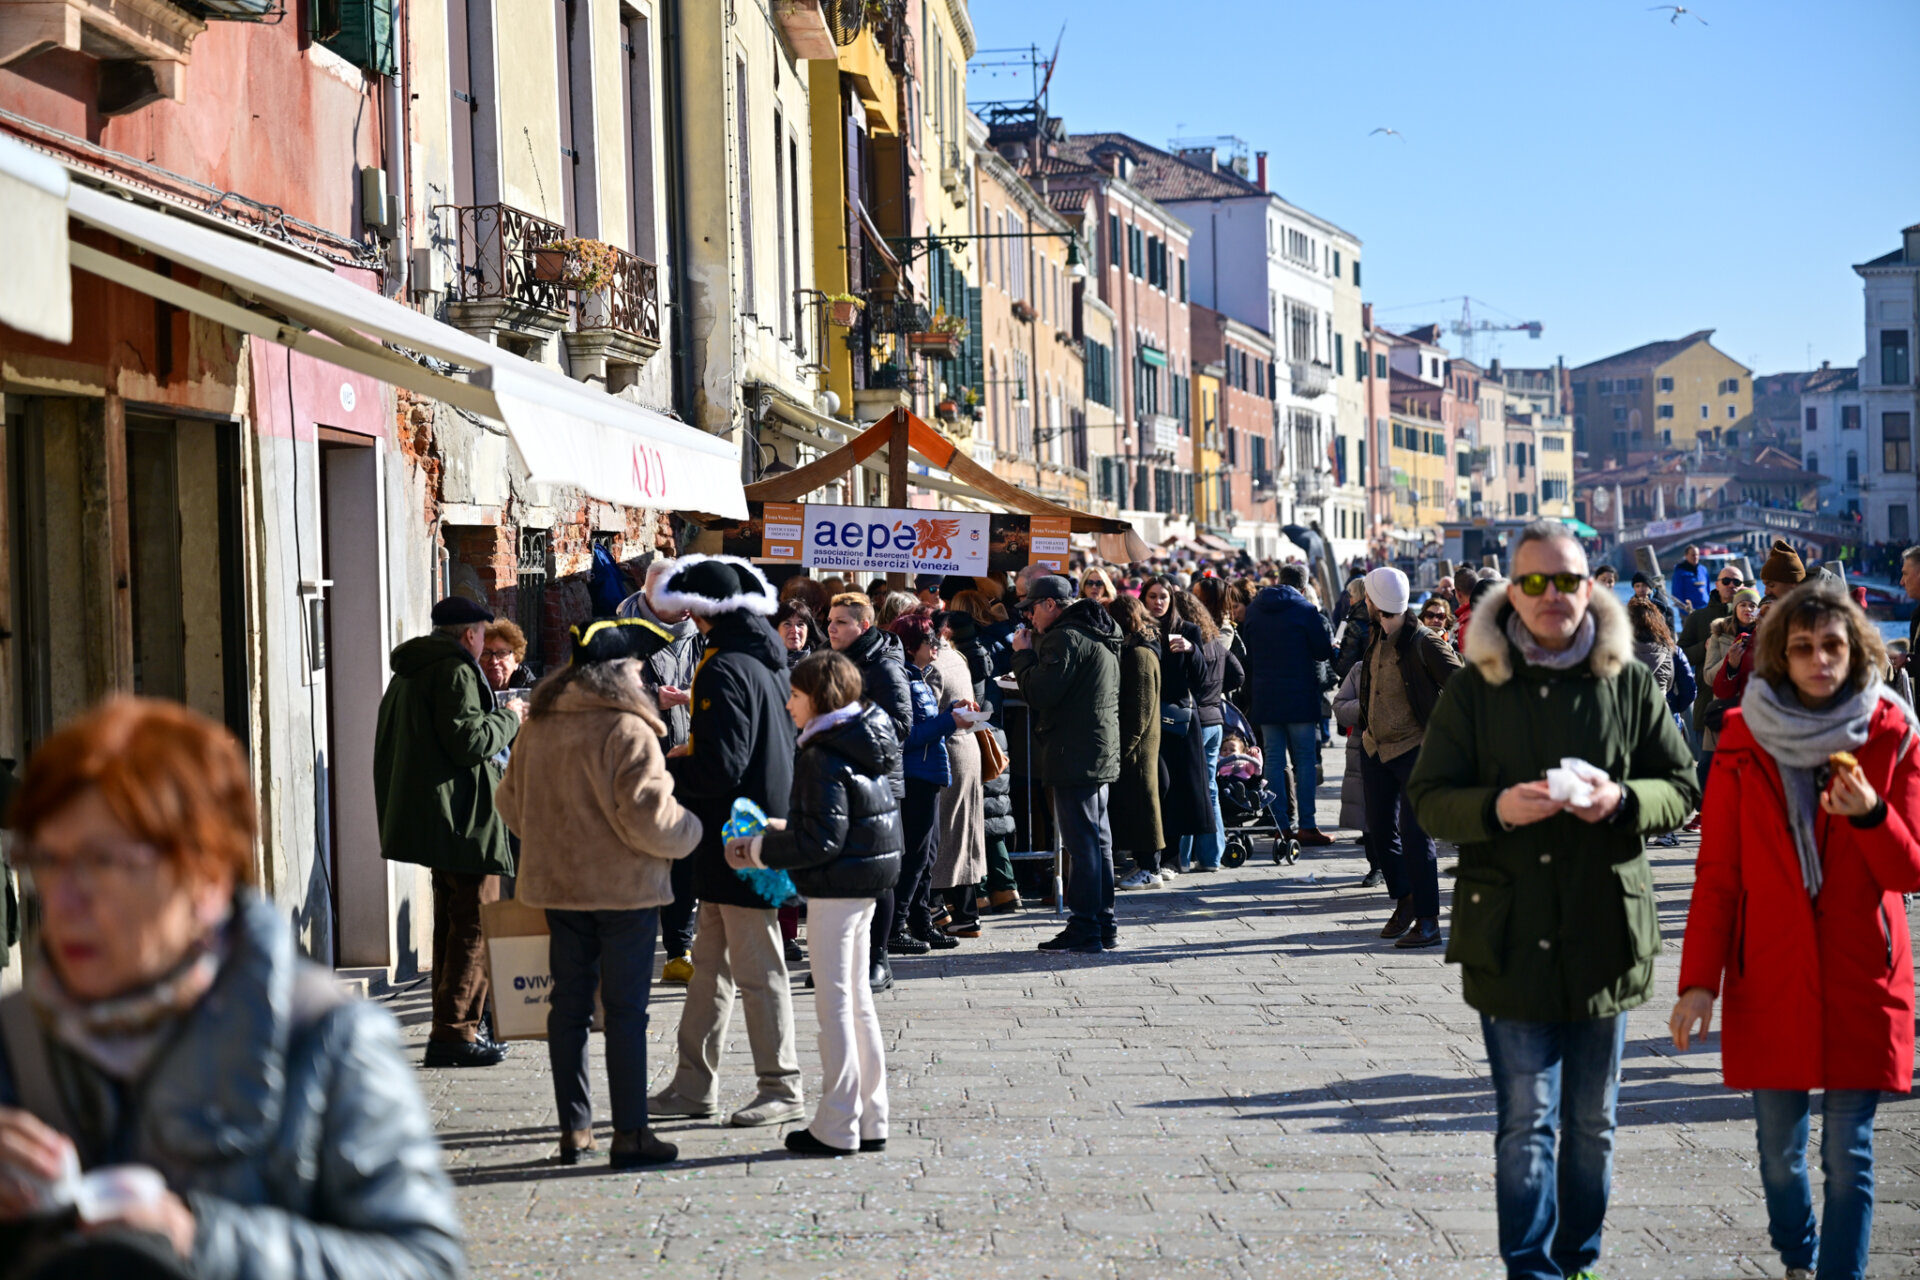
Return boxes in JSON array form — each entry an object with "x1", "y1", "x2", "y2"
[
  {"x1": 1738, "y1": 677, "x2": 1916, "y2": 897},
  {"x1": 1505, "y1": 610, "x2": 1596, "y2": 671}
]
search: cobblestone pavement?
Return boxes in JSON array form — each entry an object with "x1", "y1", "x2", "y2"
[{"x1": 401, "y1": 745, "x2": 1920, "y2": 1279}]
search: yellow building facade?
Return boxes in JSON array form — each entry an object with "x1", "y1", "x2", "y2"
[{"x1": 1389, "y1": 411, "x2": 1451, "y2": 533}]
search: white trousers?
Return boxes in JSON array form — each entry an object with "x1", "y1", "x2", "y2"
[{"x1": 805, "y1": 896, "x2": 888, "y2": 1150}]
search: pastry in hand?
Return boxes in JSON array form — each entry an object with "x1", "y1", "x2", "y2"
[{"x1": 1827, "y1": 750, "x2": 1858, "y2": 773}]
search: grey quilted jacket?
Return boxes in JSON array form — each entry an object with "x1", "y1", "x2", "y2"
[{"x1": 0, "y1": 890, "x2": 463, "y2": 1280}]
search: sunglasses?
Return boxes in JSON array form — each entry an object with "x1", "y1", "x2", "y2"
[
  {"x1": 1719, "y1": 578, "x2": 1743, "y2": 586},
  {"x1": 1515, "y1": 572, "x2": 1587, "y2": 597}
]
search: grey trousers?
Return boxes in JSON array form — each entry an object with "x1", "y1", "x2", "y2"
[
  {"x1": 547, "y1": 907, "x2": 656, "y2": 1133},
  {"x1": 666, "y1": 901, "x2": 802, "y2": 1107}
]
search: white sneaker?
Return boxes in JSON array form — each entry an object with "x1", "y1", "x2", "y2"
[
  {"x1": 1159, "y1": 866, "x2": 1179, "y2": 880},
  {"x1": 1118, "y1": 869, "x2": 1156, "y2": 890}
]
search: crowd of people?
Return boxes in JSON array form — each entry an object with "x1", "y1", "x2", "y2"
[{"x1": 0, "y1": 524, "x2": 1913, "y2": 1280}]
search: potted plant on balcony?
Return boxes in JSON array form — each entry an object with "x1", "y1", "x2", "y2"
[
  {"x1": 825, "y1": 292, "x2": 865, "y2": 328},
  {"x1": 935, "y1": 397, "x2": 960, "y2": 422},
  {"x1": 908, "y1": 306, "x2": 968, "y2": 360},
  {"x1": 962, "y1": 386, "x2": 981, "y2": 420},
  {"x1": 531, "y1": 237, "x2": 620, "y2": 292}
]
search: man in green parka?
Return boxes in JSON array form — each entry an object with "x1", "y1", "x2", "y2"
[
  {"x1": 374, "y1": 596, "x2": 524, "y2": 1068},
  {"x1": 1407, "y1": 521, "x2": 1698, "y2": 1280}
]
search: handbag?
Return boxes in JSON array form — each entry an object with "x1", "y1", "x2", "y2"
[
  {"x1": 1161, "y1": 702, "x2": 1194, "y2": 737},
  {"x1": 976, "y1": 727, "x2": 1009, "y2": 781}
]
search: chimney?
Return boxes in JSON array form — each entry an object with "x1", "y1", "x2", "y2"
[{"x1": 1255, "y1": 151, "x2": 1268, "y2": 191}]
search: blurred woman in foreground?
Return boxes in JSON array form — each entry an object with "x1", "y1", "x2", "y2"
[{"x1": 0, "y1": 697, "x2": 461, "y2": 1279}]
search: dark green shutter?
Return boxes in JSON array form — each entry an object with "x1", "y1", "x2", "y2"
[
  {"x1": 319, "y1": 0, "x2": 396, "y2": 74},
  {"x1": 966, "y1": 285, "x2": 983, "y2": 392}
]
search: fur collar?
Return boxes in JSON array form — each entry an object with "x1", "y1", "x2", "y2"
[
  {"x1": 529, "y1": 658, "x2": 666, "y2": 732},
  {"x1": 1463, "y1": 585, "x2": 1631, "y2": 686}
]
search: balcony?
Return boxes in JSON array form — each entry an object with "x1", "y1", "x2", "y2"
[
  {"x1": 1148, "y1": 414, "x2": 1179, "y2": 457},
  {"x1": 1288, "y1": 359, "x2": 1333, "y2": 399},
  {"x1": 771, "y1": 0, "x2": 835, "y2": 59},
  {"x1": 566, "y1": 247, "x2": 662, "y2": 391},
  {"x1": 0, "y1": 0, "x2": 207, "y2": 113},
  {"x1": 439, "y1": 203, "x2": 571, "y2": 354}
]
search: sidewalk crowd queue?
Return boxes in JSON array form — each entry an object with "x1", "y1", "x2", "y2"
[{"x1": 0, "y1": 525, "x2": 1912, "y2": 1278}]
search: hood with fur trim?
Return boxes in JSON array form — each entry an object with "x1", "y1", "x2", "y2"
[
  {"x1": 651, "y1": 554, "x2": 778, "y2": 618},
  {"x1": 1462, "y1": 584, "x2": 1632, "y2": 686}
]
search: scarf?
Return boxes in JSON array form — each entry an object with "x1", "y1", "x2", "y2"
[
  {"x1": 27, "y1": 913, "x2": 230, "y2": 1081},
  {"x1": 1739, "y1": 677, "x2": 1917, "y2": 897},
  {"x1": 1505, "y1": 610, "x2": 1596, "y2": 671},
  {"x1": 797, "y1": 700, "x2": 865, "y2": 747}
]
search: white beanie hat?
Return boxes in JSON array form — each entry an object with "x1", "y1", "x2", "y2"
[{"x1": 1365, "y1": 566, "x2": 1410, "y2": 615}]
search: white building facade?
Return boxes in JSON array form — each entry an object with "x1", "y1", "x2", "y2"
[{"x1": 1855, "y1": 227, "x2": 1920, "y2": 545}]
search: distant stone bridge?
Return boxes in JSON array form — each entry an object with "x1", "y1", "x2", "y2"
[{"x1": 1620, "y1": 503, "x2": 1854, "y2": 559}]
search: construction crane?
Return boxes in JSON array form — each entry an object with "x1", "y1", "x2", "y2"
[{"x1": 1443, "y1": 297, "x2": 1542, "y2": 366}]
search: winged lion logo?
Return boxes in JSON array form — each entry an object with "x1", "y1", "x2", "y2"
[{"x1": 909, "y1": 517, "x2": 963, "y2": 561}]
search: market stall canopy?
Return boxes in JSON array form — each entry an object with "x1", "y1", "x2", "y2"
[
  {"x1": 57, "y1": 179, "x2": 745, "y2": 517},
  {"x1": 0, "y1": 135, "x2": 71, "y2": 343},
  {"x1": 744, "y1": 408, "x2": 1151, "y2": 563},
  {"x1": 1559, "y1": 516, "x2": 1601, "y2": 538}
]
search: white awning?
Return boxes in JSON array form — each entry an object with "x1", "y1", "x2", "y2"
[
  {"x1": 61, "y1": 181, "x2": 744, "y2": 517},
  {"x1": 0, "y1": 135, "x2": 71, "y2": 343}
]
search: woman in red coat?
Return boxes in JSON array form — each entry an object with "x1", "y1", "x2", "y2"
[{"x1": 1672, "y1": 581, "x2": 1920, "y2": 1280}]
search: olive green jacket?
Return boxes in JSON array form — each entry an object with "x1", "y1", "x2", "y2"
[
  {"x1": 1407, "y1": 590, "x2": 1700, "y2": 1021},
  {"x1": 373, "y1": 633, "x2": 520, "y2": 876}
]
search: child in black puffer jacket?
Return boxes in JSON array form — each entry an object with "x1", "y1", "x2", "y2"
[{"x1": 728, "y1": 651, "x2": 900, "y2": 1158}]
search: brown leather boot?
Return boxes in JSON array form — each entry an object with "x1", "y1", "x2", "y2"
[
  {"x1": 610, "y1": 1128, "x2": 678, "y2": 1169},
  {"x1": 986, "y1": 890, "x2": 1021, "y2": 915},
  {"x1": 558, "y1": 1129, "x2": 596, "y2": 1166},
  {"x1": 1379, "y1": 895, "x2": 1416, "y2": 939}
]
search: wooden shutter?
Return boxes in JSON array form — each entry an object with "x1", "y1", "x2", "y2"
[{"x1": 321, "y1": 0, "x2": 396, "y2": 73}]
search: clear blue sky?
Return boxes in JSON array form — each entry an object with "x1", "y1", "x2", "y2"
[{"x1": 965, "y1": 0, "x2": 1920, "y2": 375}]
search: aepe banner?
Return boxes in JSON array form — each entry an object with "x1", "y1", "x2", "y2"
[{"x1": 796, "y1": 504, "x2": 991, "y2": 576}]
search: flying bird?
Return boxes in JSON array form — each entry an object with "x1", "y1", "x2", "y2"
[
  {"x1": 1649, "y1": 5, "x2": 1707, "y2": 24},
  {"x1": 1369, "y1": 127, "x2": 1404, "y2": 140}
]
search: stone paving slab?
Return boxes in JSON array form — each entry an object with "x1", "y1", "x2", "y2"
[{"x1": 397, "y1": 742, "x2": 1920, "y2": 1279}]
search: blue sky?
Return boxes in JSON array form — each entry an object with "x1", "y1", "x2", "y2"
[{"x1": 964, "y1": 0, "x2": 1920, "y2": 375}]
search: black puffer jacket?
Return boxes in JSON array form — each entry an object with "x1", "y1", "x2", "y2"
[
  {"x1": 678, "y1": 611, "x2": 795, "y2": 908},
  {"x1": 761, "y1": 704, "x2": 904, "y2": 898},
  {"x1": 982, "y1": 726, "x2": 1015, "y2": 840},
  {"x1": 841, "y1": 624, "x2": 912, "y2": 799}
]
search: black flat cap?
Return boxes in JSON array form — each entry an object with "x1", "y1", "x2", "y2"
[{"x1": 432, "y1": 596, "x2": 494, "y2": 626}]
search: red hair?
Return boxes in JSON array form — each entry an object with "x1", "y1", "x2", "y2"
[{"x1": 11, "y1": 696, "x2": 257, "y2": 887}]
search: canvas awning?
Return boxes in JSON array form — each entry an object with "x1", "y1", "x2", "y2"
[
  {"x1": 60, "y1": 180, "x2": 745, "y2": 517},
  {"x1": 0, "y1": 135, "x2": 71, "y2": 343},
  {"x1": 744, "y1": 408, "x2": 1151, "y2": 563}
]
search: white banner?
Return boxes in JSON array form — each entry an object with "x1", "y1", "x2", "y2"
[
  {"x1": 1642, "y1": 511, "x2": 1705, "y2": 540},
  {"x1": 800, "y1": 504, "x2": 990, "y2": 576}
]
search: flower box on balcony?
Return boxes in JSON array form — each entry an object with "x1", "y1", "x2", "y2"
[
  {"x1": 1011, "y1": 300, "x2": 1036, "y2": 323},
  {"x1": 827, "y1": 295, "x2": 864, "y2": 328},
  {"x1": 907, "y1": 331, "x2": 964, "y2": 361},
  {"x1": 530, "y1": 239, "x2": 620, "y2": 292},
  {"x1": 935, "y1": 399, "x2": 960, "y2": 422}
]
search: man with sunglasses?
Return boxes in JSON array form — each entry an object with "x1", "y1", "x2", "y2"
[
  {"x1": 1668, "y1": 543, "x2": 1712, "y2": 611},
  {"x1": 1681, "y1": 564, "x2": 1746, "y2": 753},
  {"x1": 1407, "y1": 521, "x2": 1698, "y2": 1280}
]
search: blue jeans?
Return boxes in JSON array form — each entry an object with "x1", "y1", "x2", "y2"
[
  {"x1": 1053, "y1": 782, "x2": 1115, "y2": 938},
  {"x1": 1180, "y1": 723, "x2": 1227, "y2": 870},
  {"x1": 547, "y1": 907, "x2": 659, "y2": 1134},
  {"x1": 1260, "y1": 722, "x2": 1320, "y2": 832},
  {"x1": 1754, "y1": 1089, "x2": 1881, "y2": 1279},
  {"x1": 1481, "y1": 1013, "x2": 1626, "y2": 1280}
]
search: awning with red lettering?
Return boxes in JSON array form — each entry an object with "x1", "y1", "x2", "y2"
[{"x1": 58, "y1": 179, "x2": 744, "y2": 517}]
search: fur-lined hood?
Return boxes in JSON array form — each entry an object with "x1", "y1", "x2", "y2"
[
  {"x1": 528, "y1": 657, "x2": 665, "y2": 733},
  {"x1": 1709, "y1": 612, "x2": 1751, "y2": 640},
  {"x1": 1461, "y1": 585, "x2": 1632, "y2": 686}
]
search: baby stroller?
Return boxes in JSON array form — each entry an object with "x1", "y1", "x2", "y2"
[{"x1": 1217, "y1": 701, "x2": 1300, "y2": 867}]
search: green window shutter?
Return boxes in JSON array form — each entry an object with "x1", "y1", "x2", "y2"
[
  {"x1": 319, "y1": 0, "x2": 396, "y2": 74},
  {"x1": 966, "y1": 285, "x2": 983, "y2": 390}
]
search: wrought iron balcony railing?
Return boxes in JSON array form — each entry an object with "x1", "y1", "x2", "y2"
[
  {"x1": 575, "y1": 246, "x2": 661, "y2": 344},
  {"x1": 438, "y1": 203, "x2": 569, "y2": 315}
]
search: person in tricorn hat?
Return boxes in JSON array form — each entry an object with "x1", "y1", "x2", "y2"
[
  {"x1": 646, "y1": 556, "x2": 805, "y2": 1130},
  {"x1": 373, "y1": 595, "x2": 525, "y2": 1068}
]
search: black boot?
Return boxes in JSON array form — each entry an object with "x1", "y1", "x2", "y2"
[
  {"x1": 610, "y1": 1128, "x2": 678, "y2": 1168},
  {"x1": 869, "y1": 956, "x2": 894, "y2": 992},
  {"x1": 1379, "y1": 895, "x2": 1415, "y2": 940},
  {"x1": 423, "y1": 1036, "x2": 509, "y2": 1068}
]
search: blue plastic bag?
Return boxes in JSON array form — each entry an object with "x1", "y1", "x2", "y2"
[{"x1": 723, "y1": 798, "x2": 796, "y2": 907}]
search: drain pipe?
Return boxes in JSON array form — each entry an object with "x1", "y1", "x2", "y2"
[{"x1": 383, "y1": 1, "x2": 410, "y2": 298}]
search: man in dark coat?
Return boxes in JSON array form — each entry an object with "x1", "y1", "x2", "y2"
[
  {"x1": 646, "y1": 556, "x2": 803, "y2": 1130},
  {"x1": 1239, "y1": 563, "x2": 1336, "y2": 843},
  {"x1": 374, "y1": 595, "x2": 523, "y2": 1068},
  {"x1": 1011, "y1": 575, "x2": 1121, "y2": 953},
  {"x1": 1407, "y1": 521, "x2": 1698, "y2": 1280},
  {"x1": 619, "y1": 558, "x2": 707, "y2": 980}
]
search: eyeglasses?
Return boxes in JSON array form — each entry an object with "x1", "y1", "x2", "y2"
[
  {"x1": 12, "y1": 840, "x2": 162, "y2": 892},
  {"x1": 1421, "y1": 610, "x2": 1446, "y2": 621},
  {"x1": 481, "y1": 648, "x2": 516, "y2": 660},
  {"x1": 1515, "y1": 572, "x2": 1587, "y2": 597},
  {"x1": 1718, "y1": 577, "x2": 1743, "y2": 586}
]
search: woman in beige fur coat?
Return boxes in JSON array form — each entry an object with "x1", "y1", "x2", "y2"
[{"x1": 497, "y1": 653, "x2": 702, "y2": 1170}]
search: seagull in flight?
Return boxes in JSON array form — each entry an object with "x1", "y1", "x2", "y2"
[
  {"x1": 1369, "y1": 127, "x2": 1404, "y2": 140},
  {"x1": 1649, "y1": 5, "x2": 1707, "y2": 23}
]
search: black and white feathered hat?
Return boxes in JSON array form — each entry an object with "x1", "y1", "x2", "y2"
[{"x1": 652, "y1": 554, "x2": 778, "y2": 618}]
